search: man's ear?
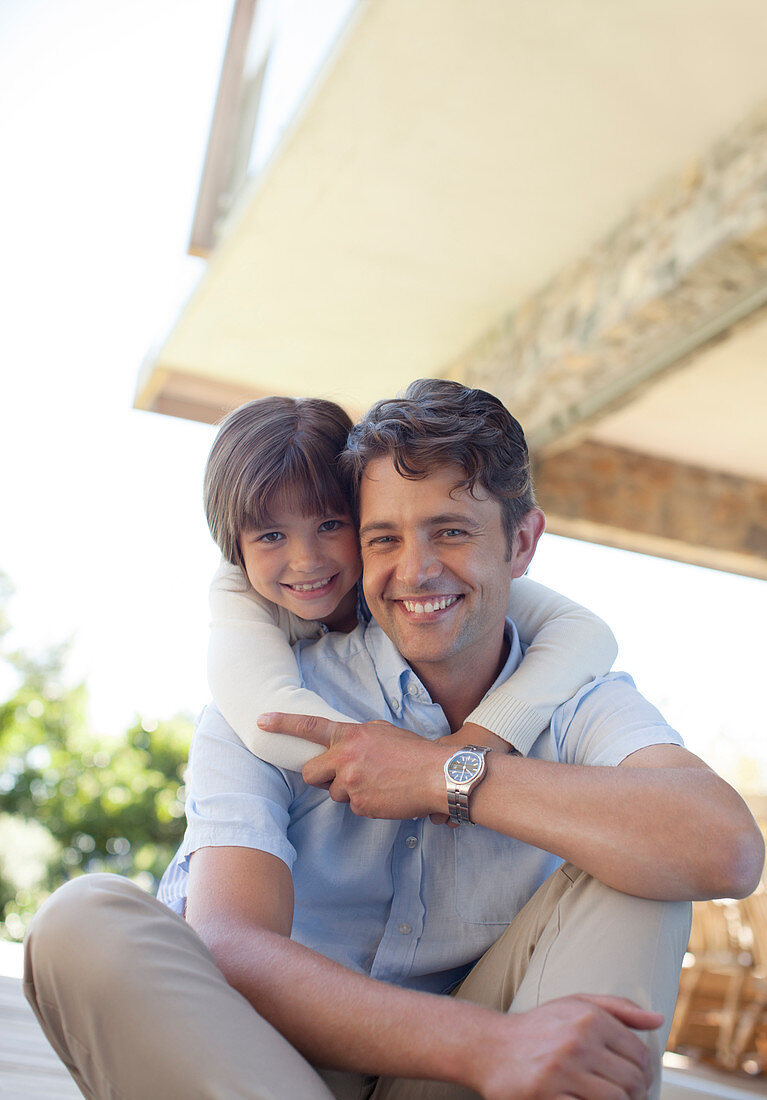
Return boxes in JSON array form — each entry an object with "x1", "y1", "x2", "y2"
[{"x1": 510, "y1": 508, "x2": 546, "y2": 578}]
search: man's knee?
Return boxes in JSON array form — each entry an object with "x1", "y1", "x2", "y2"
[
  {"x1": 455, "y1": 865, "x2": 692, "y2": 1022},
  {"x1": 555, "y1": 867, "x2": 692, "y2": 961},
  {"x1": 564, "y1": 868, "x2": 692, "y2": 957},
  {"x1": 534, "y1": 868, "x2": 692, "y2": 1025},
  {"x1": 25, "y1": 874, "x2": 152, "y2": 990}
]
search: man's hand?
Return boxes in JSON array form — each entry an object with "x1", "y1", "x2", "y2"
[
  {"x1": 258, "y1": 713, "x2": 449, "y2": 820},
  {"x1": 472, "y1": 994, "x2": 662, "y2": 1100}
]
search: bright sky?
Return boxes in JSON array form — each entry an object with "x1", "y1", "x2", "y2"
[{"x1": 1, "y1": 0, "x2": 765, "y2": 794}]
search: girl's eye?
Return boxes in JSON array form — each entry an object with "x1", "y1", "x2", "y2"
[
  {"x1": 318, "y1": 519, "x2": 344, "y2": 533},
  {"x1": 258, "y1": 531, "x2": 284, "y2": 544}
]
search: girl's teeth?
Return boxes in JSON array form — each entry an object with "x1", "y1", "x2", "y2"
[
  {"x1": 403, "y1": 596, "x2": 458, "y2": 614},
  {"x1": 290, "y1": 577, "x2": 332, "y2": 591}
]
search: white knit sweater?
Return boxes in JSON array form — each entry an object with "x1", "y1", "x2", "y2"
[{"x1": 206, "y1": 561, "x2": 618, "y2": 772}]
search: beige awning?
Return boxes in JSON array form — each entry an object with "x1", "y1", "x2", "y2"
[{"x1": 135, "y1": 0, "x2": 767, "y2": 578}]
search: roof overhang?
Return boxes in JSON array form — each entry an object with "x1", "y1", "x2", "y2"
[
  {"x1": 135, "y1": 0, "x2": 767, "y2": 578},
  {"x1": 136, "y1": 0, "x2": 767, "y2": 416}
]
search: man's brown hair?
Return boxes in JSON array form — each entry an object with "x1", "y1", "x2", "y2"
[
  {"x1": 341, "y1": 379, "x2": 535, "y2": 549},
  {"x1": 204, "y1": 396, "x2": 354, "y2": 568}
]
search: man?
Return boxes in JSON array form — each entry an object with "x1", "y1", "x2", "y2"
[{"x1": 25, "y1": 380, "x2": 763, "y2": 1100}]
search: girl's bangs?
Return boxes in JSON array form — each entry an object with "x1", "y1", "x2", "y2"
[{"x1": 241, "y1": 452, "x2": 350, "y2": 530}]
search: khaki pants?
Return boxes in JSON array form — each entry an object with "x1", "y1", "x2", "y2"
[{"x1": 24, "y1": 868, "x2": 690, "y2": 1100}]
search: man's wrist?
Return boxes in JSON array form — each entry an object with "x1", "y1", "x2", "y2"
[
  {"x1": 442, "y1": 723, "x2": 511, "y2": 755},
  {"x1": 427, "y1": 741, "x2": 456, "y2": 817},
  {"x1": 442, "y1": 1000, "x2": 511, "y2": 1095}
]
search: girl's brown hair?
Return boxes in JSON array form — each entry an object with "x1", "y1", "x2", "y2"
[{"x1": 204, "y1": 396, "x2": 354, "y2": 567}]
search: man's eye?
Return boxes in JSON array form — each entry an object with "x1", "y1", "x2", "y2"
[
  {"x1": 441, "y1": 529, "x2": 466, "y2": 538},
  {"x1": 258, "y1": 531, "x2": 284, "y2": 544},
  {"x1": 367, "y1": 536, "x2": 394, "y2": 547}
]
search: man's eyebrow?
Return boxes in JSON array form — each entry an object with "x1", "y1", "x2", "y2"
[
  {"x1": 359, "y1": 513, "x2": 482, "y2": 539},
  {"x1": 428, "y1": 512, "x2": 483, "y2": 530},
  {"x1": 358, "y1": 520, "x2": 397, "y2": 539}
]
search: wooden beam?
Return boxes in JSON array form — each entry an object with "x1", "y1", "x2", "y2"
[
  {"x1": 534, "y1": 443, "x2": 767, "y2": 581},
  {"x1": 134, "y1": 367, "x2": 269, "y2": 425}
]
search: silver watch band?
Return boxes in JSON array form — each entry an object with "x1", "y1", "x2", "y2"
[{"x1": 446, "y1": 786, "x2": 473, "y2": 825}]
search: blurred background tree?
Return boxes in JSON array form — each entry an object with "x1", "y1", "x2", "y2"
[{"x1": 0, "y1": 574, "x2": 192, "y2": 941}]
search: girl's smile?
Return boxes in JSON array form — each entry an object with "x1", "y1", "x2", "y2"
[{"x1": 240, "y1": 507, "x2": 361, "y2": 632}]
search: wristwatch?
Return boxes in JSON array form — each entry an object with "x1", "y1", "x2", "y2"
[{"x1": 444, "y1": 745, "x2": 491, "y2": 825}]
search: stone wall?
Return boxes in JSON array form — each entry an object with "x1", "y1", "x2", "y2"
[{"x1": 453, "y1": 102, "x2": 767, "y2": 452}]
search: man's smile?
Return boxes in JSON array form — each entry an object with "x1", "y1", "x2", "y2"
[{"x1": 395, "y1": 594, "x2": 464, "y2": 617}]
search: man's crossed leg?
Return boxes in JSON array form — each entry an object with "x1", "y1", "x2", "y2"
[{"x1": 24, "y1": 867, "x2": 690, "y2": 1100}]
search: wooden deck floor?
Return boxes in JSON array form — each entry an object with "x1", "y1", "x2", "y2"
[
  {"x1": 1, "y1": 967, "x2": 764, "y2": 1099},
  {"x1": 0, "y1": 976, "x2": 79, "y2": 1099}
]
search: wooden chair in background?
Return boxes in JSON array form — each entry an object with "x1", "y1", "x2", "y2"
[
  {"x1": 667, "y1": 888, "x2": 767, "y2": 1075},
  {"x1": 725, "y1": 887, "x2": 767, "y2": 1072},
  {"x1": 667, "y1": 899, "x2": 746, "y2": 1063}
]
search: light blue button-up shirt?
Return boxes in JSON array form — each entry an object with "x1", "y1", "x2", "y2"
[{"x1": 159, "y1": 617, "x2": 682, "y2": 995}]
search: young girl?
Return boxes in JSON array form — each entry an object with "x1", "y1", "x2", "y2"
[{"x1": 204, "y1": 395, "x2": 617, "y2": 772}]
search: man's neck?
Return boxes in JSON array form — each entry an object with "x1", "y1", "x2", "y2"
[{"x1": 410, "y1": 634, "x2": 511, "y2": 732}]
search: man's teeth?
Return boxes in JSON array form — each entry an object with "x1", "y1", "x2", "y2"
[
  {"x1": 289, "y1": 577, "x2": 333, "y2": 592},
  {"x1": 402, "y1": 596, "x2": 459, "y2": 615}
]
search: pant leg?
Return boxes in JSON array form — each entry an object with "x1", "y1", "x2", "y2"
[
  {"x1": 371, "y1": 864, "x2": 691, "y2": 1100},
  {"x1": 23, "y1": 874, "x2": 337, "y2": 1100}
]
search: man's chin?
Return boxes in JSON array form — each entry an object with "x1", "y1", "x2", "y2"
[
  {"x1": 370, "y1": 605, "x2": 465, "y2": 664},
  {"x1": 386, "y1": 631, "x2": 461, "y2": 669}
]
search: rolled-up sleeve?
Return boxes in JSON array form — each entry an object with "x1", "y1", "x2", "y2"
[
  {"x1": 551, "y1": 672, "x2": 684, "y2": 768},
  {"x1": 179, "y1": 704, "x2": 297, "y2": 873}
]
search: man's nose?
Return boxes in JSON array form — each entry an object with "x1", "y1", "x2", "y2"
[{"x1": 395, "y1": 539, "x2": 442, "y2": 589}]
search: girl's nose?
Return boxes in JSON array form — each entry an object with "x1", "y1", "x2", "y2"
[{"x1": 290, "y1": 537, "x2": 324, "y2": 573}]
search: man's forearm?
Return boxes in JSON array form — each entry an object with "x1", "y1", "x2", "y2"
[
  {"x1": 186, "y1": 847, "x2": 494, "y2": 1088},
  {"x1": 192, "y1": 913, "x2": 658, "y2": 1100},
  {"x1": 465, "y1": 749, "x2": 763, "y2": 900},
  {"x1": 256, "y1": 715, "x2": 765, "y2": 902},
  {"x1": 196, "y1": 913, "x2": 494, "y2": 1089}
]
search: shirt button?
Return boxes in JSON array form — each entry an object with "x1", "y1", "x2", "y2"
[
  {"x1": 406, "y1": 683, "x2": 418, "y2": 696},
  {"x1": 390, "y1": 698, "x2": 400, "y2": 712},
  {"x1": 405, "y1": 835, "x2": 418, "y2": 849},
  {"x1": 398, "y1": 923, "x2": 412, "y2": 935}
]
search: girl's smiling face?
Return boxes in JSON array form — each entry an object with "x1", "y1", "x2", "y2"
[{"x1": 240, "y1": 503, "x2": 361, "y2": 632}]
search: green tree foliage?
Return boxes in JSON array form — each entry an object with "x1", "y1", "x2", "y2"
[{"x1": 0, "y1": 575, "x2": 192, "y2": 940}]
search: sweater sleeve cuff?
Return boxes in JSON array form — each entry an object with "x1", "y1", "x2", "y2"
[{"x1": 466, "y1": 695, "x2": 548, "y2": 755}]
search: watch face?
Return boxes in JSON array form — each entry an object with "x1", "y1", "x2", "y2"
[{"x1": 446, "y1": 751, "x2": 482, "y2": 783}]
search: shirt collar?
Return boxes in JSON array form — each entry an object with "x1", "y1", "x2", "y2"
[{"x1": 362, "y1": 616, "x2": 523, "y2": 717}]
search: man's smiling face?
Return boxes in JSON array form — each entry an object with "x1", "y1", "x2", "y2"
[{"x1": 359, "y1": 457, "x2": 541, "y2": 684}]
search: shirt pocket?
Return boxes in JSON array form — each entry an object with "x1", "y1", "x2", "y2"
[{"x1": 453, "y1": 827, "x2": 546, "y2": 925}]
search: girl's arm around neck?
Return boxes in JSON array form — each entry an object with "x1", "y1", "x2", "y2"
[
  {"x1": 208, "y1": 561, "x2": 359, "y2": 771},
  {"x1": 465, "y1": 577, "x2": 618, "y2": 753}
]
